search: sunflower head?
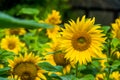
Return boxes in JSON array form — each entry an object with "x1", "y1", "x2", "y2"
[
  {"x1": 46, "y1": 25, "x2": 60, "y2": 39},
  {"x1": 0, "y1": 64, "x2": 4, "y2": 68},
  {"x1": 99, "y1": 53, "x2": 107, "y2": 70},
  {"x1": 112, "y1": 51, "x2": 120, "y2": 59},
  {"x1": 45, "y1": 10, "x2": 61, "y2": 25},
  {"x1": 54, "y1": 53, "x2": 70, "y2": 67},
  {"x1": 5, "y1": 28, "x2": 26, "y2": 35},
  {"x1": 45, "y1": 10, "x2": 61, "y2": 39},
  {"x1": 111, "y1": 17, "x2": 120, "y2": 39},
  {"x1": 110, "y1": 71, "x2": 120, "y2": 80},
  {"x1": 8, "y1": 52, "x2": 46, "y2": 80},
  {"x1": 95, "y1": 73, "x2": 105, "y2": 80},
  {"x1": 1, "y1": 35, "x2": 25, "y2": 54},
  {"x1": 45, "y1": 37, "x2": 75, "y2": 74},
  {"x1": 60, "y1": 16, "x2": 106, "y2": 65}
]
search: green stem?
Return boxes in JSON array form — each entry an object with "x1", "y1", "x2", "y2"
[
  {"x1": 106, "y1": 29, "x2": 112, "y2": 80},
  {"x1": 107, "y1": 66, "x2": 111, "y2": 80},
  {"x1": 76, "y1": 62, "x2": 79, "y2": 78}
]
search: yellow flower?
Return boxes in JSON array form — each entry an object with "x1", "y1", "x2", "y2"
[
  {"x1": 111, "y1": 17, "x2": 120, "y2": 39},
  {"x1": 45, "y1": 10, "x2": 62, "y2": 39},
  {"x1": 95, "y1": 73, "x2": 105, "y2": 80},
  {"x1": 46, "y1": 25, "x2": 60, "y2": 39},
  {"x1": 1, "y1": 35, "x2": 25, "y2": 54},
  {"x1": 111, "y1": 18, "x2": 120, "y2": 59},
  {"x1": 8, "y1": 52, "x2": 46, "y2": 80},
  {"x1": 110, "y1": 71, "x2": 120, "y2": 80},
  {"x1": 0, "y1": 64, "x2": 4, "y2": 68},
  {"x1": 8, "y1": 75, "x2": 21, "y2": 80},
  {"x1": 60, "y1": 16, "x2": 106, "y2": 65},
  {"x1": 45, "y1": 38, "x2": 75, "y2": 75},
  {"x1": 45, "y1": 10, "x2": 61, "y2": 25},
  {"x1": 99, "y1": 53, "x2": 107, "y2": 70},
  {"x1": 46, "y1": 53, "x2": 74, "y2": 74},
  {"x1": 113, "y1": 51, "x2": 120, "y2": 59},
  {"x1": 5, "y1": 28, "x2": 26, "y2": 35}
]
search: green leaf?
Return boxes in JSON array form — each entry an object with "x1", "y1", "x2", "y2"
[
  {"x1": 111, "y1": 60, "x2": 120, "y2": 70},
  {"x1": 78, "y1": 64, "x2": 86, "y2": 71},
  {"x1": 38, "y1": 62, "x2": 63, "y2": 72},
  {"x1": 111, "y1": 38, "x2": 120, "y2": 48},
  {"x1": 101, "y1": 26, "x2": 110, "y2": 34},
  {"x1": 91, "y1": 61, "x2": 100, "y2": 68},
  {"x1": 0, "y1": 67, "x2": 10, "y2": 75},
  {"x1": 0, "y1": 12, "x2": 53, "y2": 29},
  {"x1": 60, "y1": 75, "x2": 77, "y2": 80},
  {"x1": 18, "y1": 8, "x2": 39, "y2": 15},
  {"x1": 79, "y1": 74, "x2": 95, "y2": 80},
  {"x1": 49, "y1": 73, "x2": 62, "y2": 80},
  {"x1": 0, "y1": 77, "x2": 7, "y2": 80}
]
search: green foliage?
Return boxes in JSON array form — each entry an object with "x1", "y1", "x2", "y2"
[
  {"x1": 111, "y1": 38, "x2": 120, "y2": 48},
  {"x1": 60, "y1": 75, "x2": 77, "y2": 80},
  {"x1": 101, "y1": 26, "x2": 110, "y2": 34},
  {"x1": 18, "y1": 8, "x2": 39, "y2": 16},
  {"x1": 0, "y1": 67, "x2": 10, "y2": 75},
  {"x1": 111, "y1": 60, "x2": 120, "y2": 71},
  {"x1": 0, "y1": 12, "x2": 53, "y2": 29},
  {"x1": 0, "y1": 77, "x2": 7, "y2": 80},
  {"x1": 78, "y1": 74, "x2": 95, "y2": 80},
  {"x1": 38, "y1": 62, "x2": 63, "y2": 72}
]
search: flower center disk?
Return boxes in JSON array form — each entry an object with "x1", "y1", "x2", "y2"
[
  {"x1": 8, "y1": 42, "x2": 16, "y2": 50},
  {"x1": 72, "y1": 32, "x2": 91, "y2": 51},
  {"x1": 53, "y1": 53, "x2": 69, "y2": 66},
  {"x1": 13, "y1": 62, "x2": 38, "y2": 80}
]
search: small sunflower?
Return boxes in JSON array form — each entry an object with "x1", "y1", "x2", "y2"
[
  {"x1": 45, "y1": 10, "x2": 61, "y2": 39},
  {"x1": 110, "y1": 71, "x2": 120, "y2": 80},
  {"x1": 111, "y1": 18, "x2": 120, "y2": 59},
  {"x1": 111, "y1": 17, "x2": 120, "y2": 39},
  {"x1": 95, "y1": 73, "x2": 105, "y2": 80},
  {"x1": 45, "y1": 10, "x2": 61, "y2": 25},
  {"x1": 0, "y1": 64, "x2": 4, "y2": 68},
  {"x1": 112, "y1": 51, "x2": 120, "y2": 59},
  {"x1": 5, "y1": 28, "x2": 26, "y2": 35},
  {"x1": 8, "y1": 52, "x2": 46, "y2": 80},
  {"x1": 99, "y1": 53, "x2": 107, "y2": 70},
  {"x1": 60, "y1": 16, "x2": 106, "y2": 65},
  {"x1": 46, "y1": 53, "x2": 74, "y2": 74},
  {"x1": 95, "y1": 71, "x2": 120, "y2": 80},
  {"x1": 46, "y1": 25, "x2": 60, "y2": 39},
  {"x1": 45, "y1": 38, "x2": 74, "y2": 74},
  {"x1": 1, "y1": 35, "x2": 25, "y2": 54}
]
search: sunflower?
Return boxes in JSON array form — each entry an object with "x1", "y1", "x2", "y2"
[
  {"x1": 111, "y1": 18, "x2": 120, "y2": 59},
  {"x1": 112, "y1": 51, "x2": 120, "y2": 59},
  {"x1": 45, "y1": 10, "x2": 61, "y2": 39},
  {"x1": 45, "y1": 37, "x2": 75, "y2": 74},
  {"x1": 95, "y1": 71, "x2": 120, "y2": 80},
  {"x1": 60, "y1": 16, "x2": 106, "y2": 65},
  {"x1": 46, "y1": 25, "x2": 60, "y2": 39},
  {"x1": 111, "y1": 17, "x2": 120, "y2": 39},
  {"x1": 46, "y1": 53, "x2": 75, "y2": 74},
  {"x1": 1, "y1": 35, "x2": 25, "y2": 54},
  {"x1": 0, "y1": 64, "x2": 4, "y2": 68},
  {"x1": 45, "y1": 10, "x2": 61, "y2": 25},
  {"x1": 5, "y1": 28, "x2": 26, "y2": 35},
  {"x1": 110, "y1": 71, "x2": 120, "y2": 80},
  {"x1": 99, "y1": 53, "x2": 107, "y2": 71},
  {"x1": 8, "y1": 52, "x2": 46, "y2": 80},
  {"x1": 95, "y1": 73, "x2": 105, "y2": 80}
]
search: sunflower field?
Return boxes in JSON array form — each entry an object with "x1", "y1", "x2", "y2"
[{"x1": 0, "y1": 1, "x2": 120, "y2": 80}]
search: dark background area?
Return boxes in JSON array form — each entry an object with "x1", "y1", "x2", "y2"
[{"x1": 0, "y1": 0, "x2": 120, "y2": 25}]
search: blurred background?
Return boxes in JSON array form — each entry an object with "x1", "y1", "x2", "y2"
[{"x1": 0, "y1": 0, "x2": 120, "y2": 25}]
